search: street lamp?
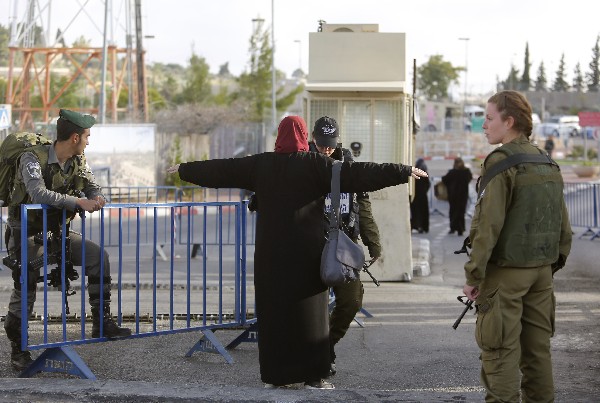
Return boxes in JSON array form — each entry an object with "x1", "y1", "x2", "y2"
[
  {"x1": 294, "y1": 39, "x2": 302, "y2": 72},
  {"x1": 458, "y1": 37, "x2": 470, "y2": 104},
  {"x1": 271, "y1": 0, "x2": 276, "y2": 135}
]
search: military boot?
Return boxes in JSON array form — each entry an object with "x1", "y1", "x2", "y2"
[
  {"x1": 91, "y1": 306, "x2": 132, "y2": 338},
  {"x1": 4, "y1": 312, "x2": 33, "y2": 371},
  {"x1": 10, "y1": 342, "x2": 33, "y2": 371}
]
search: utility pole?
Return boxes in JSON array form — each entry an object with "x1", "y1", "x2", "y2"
[
  {"x1": 134, "y1": 0, "x2": 147, "y2": 122},
  {"x1": 458, "y1": 37, "x2": 470, "y2": 104},
  {"x1": 271, "y1": 0, "x2": 276, "y2": 134}
]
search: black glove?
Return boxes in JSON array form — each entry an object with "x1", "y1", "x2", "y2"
[{"x1": 551, "y1": 254, "x2": 567, "y2": 275}]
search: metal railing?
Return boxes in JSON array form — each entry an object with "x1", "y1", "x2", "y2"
[
  {"x1": 0, "y1": 186, "x2": 258, "y2": 254},
  {"x1": 425, "y1": 178, "x2": 600, "y2": 240},
  {"x1": 14, "y1": 201, "x2": 250, "y2": 379}
]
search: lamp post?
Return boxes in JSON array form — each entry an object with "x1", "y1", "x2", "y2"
[
  {"x1": 271, "y1": 0, "x2": 276, "y2": 134},
  {"x1": 294, "y1": 39, "x2": 302, "y2": 72},
  {"x1": 458, "y1": 37, "x2": 469, "y2": 104}
]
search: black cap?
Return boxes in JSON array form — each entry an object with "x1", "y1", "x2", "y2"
[{"x1": 313, "y1": 116, "x2": 339, "y2": 148}]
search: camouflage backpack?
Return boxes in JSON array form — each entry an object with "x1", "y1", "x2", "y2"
[{"x1": 0, "y1": 132, "x2": 53, "y2": 207}]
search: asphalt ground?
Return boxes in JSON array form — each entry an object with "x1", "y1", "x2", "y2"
[{"x1": 0, "y1": 164, "x2": 597, "y2": 402}]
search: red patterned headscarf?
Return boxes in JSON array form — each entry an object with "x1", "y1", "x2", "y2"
[{"x1": 274, "y1": 116, "x2": 309, "y2": 154}]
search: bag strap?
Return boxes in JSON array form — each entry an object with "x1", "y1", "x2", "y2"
[
  {"x1": 477, "y1": 152, "x2": 557, "y2": 198},
  {"x1": 328, "y1": 160, "x2": 342, "y2": 231}
]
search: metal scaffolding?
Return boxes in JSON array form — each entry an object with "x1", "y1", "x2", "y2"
[{"x1": 4, "y1": 0, "x2": 148, "y2": 130}]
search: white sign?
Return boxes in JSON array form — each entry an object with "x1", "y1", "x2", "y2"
[{"x1": 0, "y1": 104, "x2": 11, "y2": 129}]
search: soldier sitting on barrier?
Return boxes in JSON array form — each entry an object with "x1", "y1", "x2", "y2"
[{"x1": 3, "y1": 109, "x2": 131, "y2": 371}]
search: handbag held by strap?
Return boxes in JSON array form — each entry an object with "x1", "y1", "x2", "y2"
[{"x1": 320, "y1": 160, "x2": 366, "y2": 286}]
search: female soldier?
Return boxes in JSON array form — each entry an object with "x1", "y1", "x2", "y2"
[{"x1": 462, "y1": 91, "x2": 572, "y2": 402}]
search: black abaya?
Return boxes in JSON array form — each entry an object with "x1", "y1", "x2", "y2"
[{"x1": 178, "y1": 152, "x2": 412, "y2": 385}]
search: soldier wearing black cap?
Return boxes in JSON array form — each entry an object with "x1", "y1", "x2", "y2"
[
  {"x1": 309, "y1": 116, "x2": 382, "y2": 377},
  {"x1": 4, "y1": 109, "x2": 131, "y2": 371}
]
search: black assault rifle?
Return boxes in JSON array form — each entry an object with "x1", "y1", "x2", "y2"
[
  {"x1": 452, "y1": 296, "x2": 474, "y2": 329},
  {"x1": 363, "y1": 258, "x2": 380, "y2": 287},
  {"x1": 2, "y1": 222, "x2": 79, "y2": 314},
  {"x1": 452, "y1": 236, "x2": 475, "y2": 329}
]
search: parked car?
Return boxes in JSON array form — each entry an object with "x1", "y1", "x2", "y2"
[{"x1": 538, "y1": 115, "x2": 581, "y2": 138}]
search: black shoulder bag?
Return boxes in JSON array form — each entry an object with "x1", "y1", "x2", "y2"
[{"x1": 320, "y1": 160, "x2": 365, "y2": 286}]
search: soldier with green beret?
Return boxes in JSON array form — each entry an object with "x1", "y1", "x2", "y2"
[
  {"x1": 462, "y1": 91, "x2": 572, "y2": 402},
  {"x1": 4, "y1": 109, "x2": 131, "y2": 371}
]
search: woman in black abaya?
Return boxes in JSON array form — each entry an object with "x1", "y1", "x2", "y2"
[{"x1": 167, "y1": 116, "x2": 427, "y2": 388}]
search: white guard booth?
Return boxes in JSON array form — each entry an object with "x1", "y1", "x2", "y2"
[{"x1": 304, "y1": 24, "x2": 416, "y2": 281}]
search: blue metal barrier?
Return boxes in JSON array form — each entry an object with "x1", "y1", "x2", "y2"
[
  {"x1": 64, "y1": 186, "x2": 257, "y2": 252},
  {"x1": 16, "y1": 201, "x2": 249, "y2": 379}
]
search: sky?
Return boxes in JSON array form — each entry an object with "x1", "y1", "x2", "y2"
[{"x1": 2, "y1": 0, "x2": 600, "y2": 100}]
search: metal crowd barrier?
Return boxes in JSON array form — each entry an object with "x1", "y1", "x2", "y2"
[
  {"x1": 563, "y1": 182, "x2": 600, "y2": 240},
  {"x1": 14, "y1": 201, "x2": 251, "y2": 379},
  {"x1": 0, "y1": 186, "x2": 258, "y2": 255},
  {"x1": 424, "y1": 178, "x2": 600, "y2": 240}
]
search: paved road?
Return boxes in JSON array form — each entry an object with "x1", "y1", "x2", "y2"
[{"x1": 0, "y1": 167, "x2": 598, "y2": 401}]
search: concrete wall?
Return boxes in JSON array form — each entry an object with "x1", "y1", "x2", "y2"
[
  {"x1": 525, "y1": 91, "x2": 600, "y2": 117},
  {"x1": 308, "y1": 32, "x2": 406, "y2": 86}
]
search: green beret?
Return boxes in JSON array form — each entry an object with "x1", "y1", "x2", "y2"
[{"x1": 59, "y1": 109, "x2": 96, "y2": 129}]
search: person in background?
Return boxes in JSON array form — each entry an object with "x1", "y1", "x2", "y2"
[
  {"x1": 462, "y1": 90, "x2": 572, "y2": 401},
  {"x1": 309, "y1": 116, "x2": 381, "y2": 377},
  {"x1": 544, "y1": 134, "x2": 555, "y2": 158},
  {"x1": 442, "y1": 157, "x2": 472, "y2": 236},
  {"x1": 167, "y1": 116, "x2": 427, "y2": 390},
  {"x1": 410, "y1": 158, "x2": 430, "y2": 234},
  {"x1": 4, "y1": 109, "x2": 131, "y2": 371}
]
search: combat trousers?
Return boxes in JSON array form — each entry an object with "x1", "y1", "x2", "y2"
[
  {"x1": 475, "y1": 263, "x2": 555, "y2": 403},
  {"x1": 329, "y1": 279, "x2": 364, "y2": 350},
  {"x1": 8, "y1": 232, "x2": 111, "y2": 319}
]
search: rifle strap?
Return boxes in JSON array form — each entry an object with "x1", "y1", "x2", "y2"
[{"x1": 477, "y1": 152, "x2": 558, "y2": 198}]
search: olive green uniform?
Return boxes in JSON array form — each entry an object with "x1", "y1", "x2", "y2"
[
  {"x1": 329, "y1": 193, "x2": 381, "y2": 351},
  {"x1": 465, "y1": 135, "x2": 572, "y2": 402},
  {"x1": 320, "y1": 146, "x2": 382, "y2": 364},
  {"x1": 6, "y1": 145, "x2": 110, "y2": 317}
]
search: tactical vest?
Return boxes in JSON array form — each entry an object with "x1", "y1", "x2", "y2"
[
  {"x1": 9, "y1": 144, "x2": 87, "y2": 231},
  {"x1": 314, "y1": 144, "x2": 361, "y2": 240},
  {"x1": 485, "y1": 142, "x2": 564, "y2": 267}
]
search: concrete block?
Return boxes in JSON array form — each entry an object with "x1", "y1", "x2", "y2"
[{"x1": 413, "y1": 260, "x2": 431, "y2": 277}]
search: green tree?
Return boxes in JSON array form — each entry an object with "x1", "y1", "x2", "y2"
[
  {"x1": 534, "y1": 62, "x2": 548, "y2": 91},
  {"x1": 587, "y1": 35, "x2": 600, "y2": 92},
  {"x1": 235, "y1": 20, "x2": 302, "y2": 124},
  {"x1": 552, "y1": 54, "x2": 569, "y2": 92},
  {"x1": 237, "y1": 18, "x2": 274, "y2": 122},
  {"x1": 573, "y1": 62, "x2": 584, "y2": 92},
  {"x1": 503, "y1": 64, "x2": 520, "y2": 90},
  {"x1": 164, "y1": 135, "x2": 185, "y2": 187},
  {"x1": 0, "y1": 78, "x2": 6, "y2": 100},
  {"x1": 0, "y1": 24, "x2": 9, "y2": 66},
  {"x1": 160, "y1": 75, "x2": 180, "y2": 105},
  {"x1": 417, "y1": 55, "x2": 462, "y2": 100},
  {"x1": 178, "y1": 53, "x2": 211, "y2": 104},
  {"x1": 519, "y1": 42, "x2": 531, "y2": 91}
]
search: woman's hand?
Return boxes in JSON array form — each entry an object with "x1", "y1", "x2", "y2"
[
  {"x1": 411, "y1": 167, "x2": 428, "y2": 179},
  {"x1": 167, "y1": 164, "x2": 180, "y2": 175}
]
